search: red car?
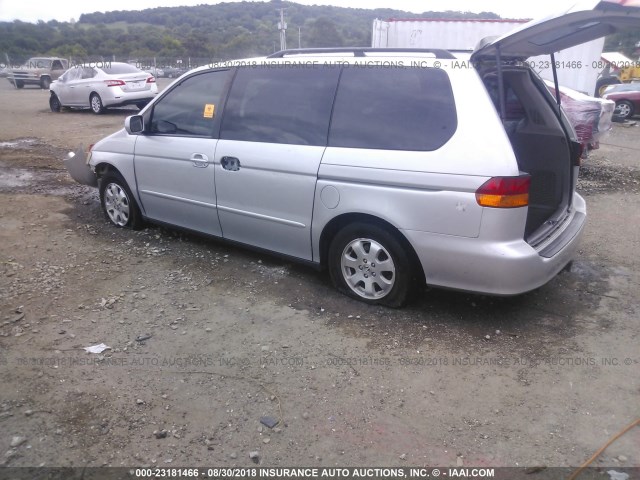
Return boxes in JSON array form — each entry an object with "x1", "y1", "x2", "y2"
[
  {"x1": 545, "y1": 81, "x2": 615, "y2": 154},
  {"x1": 603, "y1": 83, "x2": 640, "y2": 119}
]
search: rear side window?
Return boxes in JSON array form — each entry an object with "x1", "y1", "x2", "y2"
[
  {"x1": 330, "y1": 67, "x2": 457, "y2": 151},
  {"x1": 221, "y1": 66, "x2": 340, "y2": 146}
]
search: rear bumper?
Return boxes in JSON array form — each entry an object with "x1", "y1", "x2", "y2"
[
  {"x1": 402, "y1": 193, "x2": 586, "y2": 296},
  {"x1": 101, "y1": 86, "x2": 158, "y2": 108}
]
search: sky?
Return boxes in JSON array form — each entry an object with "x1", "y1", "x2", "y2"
[{"x1": 0, "y1": 0, "x2": 580, "y2": 23}]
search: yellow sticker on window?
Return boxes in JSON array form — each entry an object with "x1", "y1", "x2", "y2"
[{"x1": 203, "y1": 104, "x2": 215, "y2": 118}]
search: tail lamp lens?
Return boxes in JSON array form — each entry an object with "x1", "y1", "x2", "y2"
[{"x1": 476, "y1": 175, "x2": 531, "y2": 208}]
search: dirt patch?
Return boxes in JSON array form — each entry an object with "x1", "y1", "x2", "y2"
[{"x1": 578, "y1": 156, "x2": 640, "y2": 195}]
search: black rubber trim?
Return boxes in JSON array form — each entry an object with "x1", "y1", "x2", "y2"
[{"x1": 538, "y1": 210, "x2": 586, "y2": 258}]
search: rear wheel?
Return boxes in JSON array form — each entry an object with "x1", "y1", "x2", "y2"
[
  {"x1": 328, "y1": 223, "x2": 413, "y2": 307},
  {"x1": 615, "y1": 100, "x2": 634, "y2": 120},
  {"x1": 99, "y1": 172, "x2": 142, "y2": 229},
  {"x1": 49, "y1": 93, "x2": 61, "y2": 112},
  {"x1": 90, "y1": 93, "x2": 105, "y2": 114}
]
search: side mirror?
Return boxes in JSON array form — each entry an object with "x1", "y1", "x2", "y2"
[{"x1": 125, "y1": 115, "x2": 144, "y2": 134}]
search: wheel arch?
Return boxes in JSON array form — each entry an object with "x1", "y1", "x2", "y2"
[
  {"x1": 94, "y1": 162, "x2": 121, "y2": 180},
  {"x1": 318, "y1": 212, "x2": 425, "y2": 284},
  {"x1": 94, "y1": 162, "x2": 134, "y2": 195}
]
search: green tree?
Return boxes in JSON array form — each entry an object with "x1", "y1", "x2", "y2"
[{"x1": 304, "y1": 17, "x2": 344, "y2": 48}]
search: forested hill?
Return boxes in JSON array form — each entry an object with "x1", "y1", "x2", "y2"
[{"x1": 1, "y1": 0, "x2": 502, "y2": 62}]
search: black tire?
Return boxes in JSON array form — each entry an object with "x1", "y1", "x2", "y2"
[
  {"x1": 595, "y1": 76, "x2": 621, "y2": 97},
  {"x1": 614, "y1": 100, "x2": 634, "y2": 120},
  {"x1": 49, "y1": 93, "x2": 61, "y2": 112},
  {"x1": 99, "y1": 172, "x2": 143, "y2": 229},
  {"x1": 15, "y1": 80, "x2": 24, "y2": 89},
  {"x1": 40, "y1": 76, "x2": 51, "y2": 89},
  {"x1": 90, "y1": 93, "x2": 105, "y2": 114},
  {"x1": 328, "y1": 223, "x2": 413, "y2": 307}
]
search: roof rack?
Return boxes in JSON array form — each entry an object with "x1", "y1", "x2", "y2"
[{"x1": 267, "y1": 47, "x2": 456, "y2": 59}]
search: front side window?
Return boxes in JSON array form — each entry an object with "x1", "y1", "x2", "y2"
[
  {"x1": 150, "y1": 70, "x2": 230, "y2": 137},
  {"x1": 220, "y1": 65, "x2": 340, "y2": 146},
  {"x1": 329, "y1": 66, "x2": 458, "y2": 151}
]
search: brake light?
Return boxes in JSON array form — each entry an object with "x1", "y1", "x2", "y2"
[
  {"x1": 146, "y1": 76, "x2": 156, "y2": 83},
  {"x1": 104, "y1": 79, "x2": 125, "y2": 87},
  {"x1": 476, "y1": 175, "x2": 530, "y2": 208}
]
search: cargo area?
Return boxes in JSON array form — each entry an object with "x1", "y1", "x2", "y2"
[{"x1": 482, "y1": 67, "x2": 573, "y2": 242}]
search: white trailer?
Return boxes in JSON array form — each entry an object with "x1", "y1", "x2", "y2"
[
  {"x1": 372, "y1": 18, "x2": 605, "y2": 95},
  {"x1": 372, "y1": 18, "x2": 527, "y2": 51}
]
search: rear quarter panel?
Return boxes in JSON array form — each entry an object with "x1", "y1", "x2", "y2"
[{"x1": 312, "y1": 65, "x2": 520, "y2": 261}]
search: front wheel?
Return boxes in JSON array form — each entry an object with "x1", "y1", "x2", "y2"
[
  {"x1": 615, "y1": 100, "x2": 634, "y2": 120},
  {"x1": 40, "y1": 76, "x2": 51, "y2": 89},
  {"x1": 99, "y1": 172, "x2": 142, "y2": 229},
  {"x1": 49, "y1": 93, "x2": 61, "y2": 112},
  {"x1": 90, "y1": 93, "x2": 105, "y2": 114},
  {"x1": 328, "y1": 223, "x2": 414, "y2": 307}
]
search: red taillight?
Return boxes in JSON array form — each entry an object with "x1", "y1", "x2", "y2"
[
  {"x1": 146, "y1": 76, "x2": 156, "y2": 83},
  {"x1": 476, "y1": 175, "x2": 530, "y2": 208},
  {"x1": 104, "y1": 79, "x2": 125, "y2": 87}
]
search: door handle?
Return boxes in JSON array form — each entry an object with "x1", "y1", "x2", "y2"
[
  {"x1": 191, "y1": 153, "x2": 209, "y2": 168},
  {"x1": 221, "y1": 156, "x2": 241, "y2": 171}
]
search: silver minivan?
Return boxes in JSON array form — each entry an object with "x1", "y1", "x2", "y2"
[{"x1": 65, "y1": 1, "x2": 640, "y2": 306}]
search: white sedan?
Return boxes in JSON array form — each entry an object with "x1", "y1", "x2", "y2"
[{"x1": 49, "y1": 62, "x2": 158, "y2": 114}]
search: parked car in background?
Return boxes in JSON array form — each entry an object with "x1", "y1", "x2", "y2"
[
  {"x1": 7, "y1": 57, "x2": 68, "y2": 89},
  {"x1": 49, "y1": 62, "x2": 158, "y2": 114},
  {"x1": 160, "y1": 66, "x2": 187, "y2": 78},
  {"x1": 602, "y1": 83, "x2": 640, "y2": 119},
  {"x1": 143, "y1": 67, "x2": 164, "y2": 78},
  {"x1": 545, "y1": 80, "x2": 614, "y2": 154}
]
